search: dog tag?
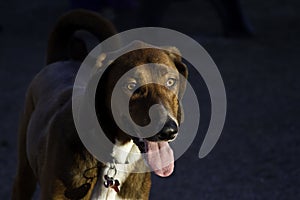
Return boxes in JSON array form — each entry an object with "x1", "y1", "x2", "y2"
[
  {"x1": 104, "y1": 175, "x2": 113, "y2": 188},
  {"x1": 104, "y1": 175, "x2": 120, "y2": 193},
  {"x1": 111, "y1": 180, "x2": 120, "y2": 193}
]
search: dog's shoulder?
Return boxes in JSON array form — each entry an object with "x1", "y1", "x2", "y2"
[{"x1": 28, "y1": 61, "x2": 80, "y2": 105}]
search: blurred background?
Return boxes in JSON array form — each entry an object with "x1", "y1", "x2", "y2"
[{"x1": 0, "y1": 0, "x2": 299, "y2": 199}]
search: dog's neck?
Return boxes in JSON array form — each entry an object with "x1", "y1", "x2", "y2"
[
  {"x1": 91, "y1": 139, "x2": 148, "y2": 200},
  {"x1": 111, "y1": 139, "x2": 141, "y2": 164}
]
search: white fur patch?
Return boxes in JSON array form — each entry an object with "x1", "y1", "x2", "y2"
[{"x1": 91, "y1": 139, "x2": 146, "y2": 200}]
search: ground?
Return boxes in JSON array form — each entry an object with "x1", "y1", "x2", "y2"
[{"x1": 0, "y1": 0, "x2": 299, "y2": 199}]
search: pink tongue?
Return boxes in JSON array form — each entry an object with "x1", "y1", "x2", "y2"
[{"x1": 146, "y1": 141, "x2": 174, "y2": 177}]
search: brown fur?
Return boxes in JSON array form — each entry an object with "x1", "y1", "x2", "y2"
[
  {"x1": 95, "y1": 47, "x2": 188, "y2": 143},
  {"x1": 119, "y1": 173, "x2": 151, "y2": 199}
]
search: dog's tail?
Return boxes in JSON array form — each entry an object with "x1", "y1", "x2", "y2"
[{"x1": 46, "y1": 9, "x2": 117, "y2": 65}]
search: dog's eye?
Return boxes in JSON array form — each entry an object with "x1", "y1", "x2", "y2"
[
  {"x1": 127, "y1": 82, "x2": 137, "y2": 90},
  {"x1": 166, "y1": 78, "x2": 177, "y2": 87}
]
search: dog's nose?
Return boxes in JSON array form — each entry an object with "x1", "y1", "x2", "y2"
[{"x1": 158, "y1": 119, "x2": 178, "y2": 141}]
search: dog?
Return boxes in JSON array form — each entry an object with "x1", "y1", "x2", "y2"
[{"x1": 12, "y1": 9, "x2": 188, "y2": 200}]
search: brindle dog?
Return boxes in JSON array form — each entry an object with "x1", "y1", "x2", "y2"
[{"x1": 12, "y1": 9, "x2": 188, "y2": 200}]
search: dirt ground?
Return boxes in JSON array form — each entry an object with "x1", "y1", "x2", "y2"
[{"x1": 0, "y1": 0, "x2": 299, "y2": 199}]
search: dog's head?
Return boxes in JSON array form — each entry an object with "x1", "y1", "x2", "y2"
[{"x1": 95, "y1": 42, "x2": 188, "y2": 177}]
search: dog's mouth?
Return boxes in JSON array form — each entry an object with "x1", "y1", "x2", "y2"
[
  {"x1": 121, "y1": 114, "x2": 177, "y2": 177},
  {"x1": 132, "y1": 137, "x2": 175, "y2": 177}
]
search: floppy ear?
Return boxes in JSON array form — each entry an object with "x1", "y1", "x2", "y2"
[
  {"x1": 164, "y1": 47, "x2": 188, "y2": 100},
  {"x1": 95, "y1": 53, "x2": 114, "y2": 68}
]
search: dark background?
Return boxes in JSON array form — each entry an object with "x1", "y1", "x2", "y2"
[{"x1": 0, "y1": 0, "x2": 299, "y2": 199}]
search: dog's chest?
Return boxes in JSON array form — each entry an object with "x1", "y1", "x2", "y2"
[
  {"x1": 91, "y1": 168, "x2": 128, "y2": 200},
  {"x1": 91, "y1": 140, "x2": 145, "y2": 200}
]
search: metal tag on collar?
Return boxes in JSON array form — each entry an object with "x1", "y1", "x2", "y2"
[{"x1": 104, "y1": 160, "x2": 120, "y2": 193}]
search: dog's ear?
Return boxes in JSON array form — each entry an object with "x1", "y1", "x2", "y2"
[
  {"x1": 163, "y1": 47, "x2": 188, "y2": 100},
  {"x1": 95, "y1": 53, "x2": 114, "y2": 68},
  {"x1": 95, "y1": 53, "x2": 107, "y2": 68}
]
